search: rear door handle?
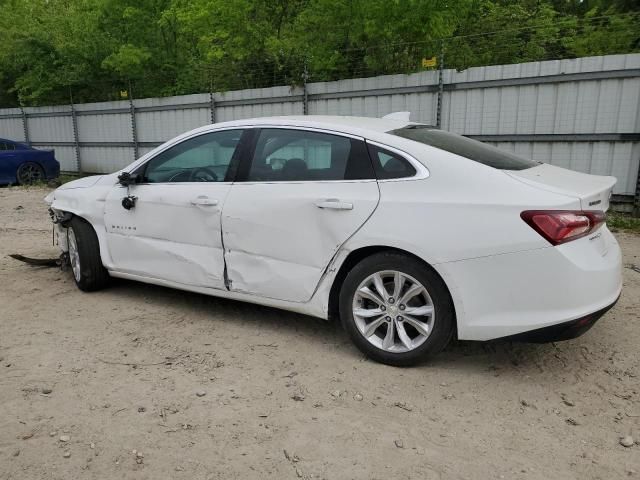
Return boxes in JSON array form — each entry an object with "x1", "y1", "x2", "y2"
[
  {"x1": 190, "y1": 196, "x2": 218, "y2": 207},
  {"x1": 314, "y1": 199, "x2": 353, "y2": 210}
]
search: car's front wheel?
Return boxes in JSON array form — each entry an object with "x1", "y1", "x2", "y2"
[
  {"x1": 339, "y1": 252, "x2": 455, "y2": 366},
  {"x1": 67, "y1": 217, "x2": 110, "y2": 291}
]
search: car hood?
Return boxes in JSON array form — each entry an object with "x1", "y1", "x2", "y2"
[
  {"x1": 57, "y1": 175, "x2": 104, "y2": 190},
  {"x1": 44, "y1": 174, "x2": 113, "y2": 206}
]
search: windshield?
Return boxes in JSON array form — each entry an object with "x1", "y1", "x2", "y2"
[{"x1": 390, "y1": 125, "x2": 540, "y2": 171}]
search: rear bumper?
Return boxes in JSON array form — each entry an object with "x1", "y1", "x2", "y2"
[
  {"x1": 503, "y1": 295, "x2": 619, "y2": 343},
  {"x1": 437, "y1": 226, "x2": 622, "y2": 341},
  {"x1": 45, "y1": 160, "x2": 60, "y2": 180}
]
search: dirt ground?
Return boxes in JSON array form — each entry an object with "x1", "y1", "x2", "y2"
[{"x1": 0, "y1": 185, "x2": 638, "y2": 480}]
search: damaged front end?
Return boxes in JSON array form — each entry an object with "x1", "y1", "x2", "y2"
[
  {"x1": 46, "y1": 207, "x2": 73, "y2": 270},
  {"x1": 10, "y1": 193, "x2": 74, "y2": 270}
]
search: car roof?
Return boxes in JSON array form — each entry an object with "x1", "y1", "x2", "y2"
[
  {"x1": 128, "y1": 115, "x2": 438, "y2": 173},
  {"x1": 204, "y1": 115, "x2": 417, "y2": 138},
  {"x1": 0, "y1": 138, "x2": 29, "y2": 148}
]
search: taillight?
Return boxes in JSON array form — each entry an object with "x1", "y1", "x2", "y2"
[{"x1": 521, "y1": 210, "x2": 606, "y2": 245}]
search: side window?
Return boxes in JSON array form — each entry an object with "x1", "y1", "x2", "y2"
[
  {"x1": 367, "y1": 144, "x2": 416, "y2": 180},
  {"x1": 0, "y1": 143, "x2": 6, "y2": 151},
  {"x1": 246, "y1": 129, "x2": 374, "y2": 181},
  {"x1": 141, "y1": 130, "x2": 243, "y2": 183}
]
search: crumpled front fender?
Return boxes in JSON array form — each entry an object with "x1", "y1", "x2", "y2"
[{"x1": 44, "y1": 174, "x2": 118, "y2": 265}]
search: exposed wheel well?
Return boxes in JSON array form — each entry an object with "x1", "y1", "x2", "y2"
[
  {"x1": 328, "y1": 246, "x2": 456, "y2": 324},
  {"x1": 54, "y1": 209, "x2": 76, "y2": 228},
  {"x1": 56, "y1": 212, "x2": 99, "y2": 243}
]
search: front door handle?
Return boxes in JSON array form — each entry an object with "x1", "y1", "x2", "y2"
[
  {"x1": 190, "y1": 196, "x2": 219, "y2": 207},
  {"x1": 314, "y1": 199, "x2": 353, "y2": 210}
]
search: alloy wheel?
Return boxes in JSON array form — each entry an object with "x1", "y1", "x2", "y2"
[
  {"x1": 17, "y1": 163, "x2": 44, "y2": 184},
  {"x1": 352, "y1": 270, "x2": 435, "y2": 353}
]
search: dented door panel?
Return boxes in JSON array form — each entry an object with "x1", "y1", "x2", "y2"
[
  {"x1": 222, "y1": 181, "x2": 380, "y2": 302},
  {"x1": 104, "y1": 183, "x2": 231, "y2": 288}
]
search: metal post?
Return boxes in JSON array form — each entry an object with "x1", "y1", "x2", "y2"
[
  {"x1": 635, "y1": 85, "x2": 640, "y2": 217},
  {"x1": 69, "y1": 90, "x2": 82, "y2": 174},
  {"x1": 71, "y1": 105, "x2": 82, "y2": 173},
  {"x1": 209, "y1": 86, "x2": 216, "y2": 124},
  {"x1": 128, "y1": 80, "x2": 139, "y2": 160},
  {"x1": 20, "y1": 106, "x2": 30, "y2": 145},
  {"x1": 634, "y1": 160, "x2": 640, "y2": 217},
  {"x1": 302, "y1": 64, "x2": 309, "y2": 115},
  {"x1": 436, "y1": 40, "x2": 445, "y2": 129}
]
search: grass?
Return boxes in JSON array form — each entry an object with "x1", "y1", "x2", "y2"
[
  {"x1": 607, "y1": 211, "x2": 640, "y2": 233},
  {"x1": 57, "y1": 173, "x2": 85, "y2": 185}
]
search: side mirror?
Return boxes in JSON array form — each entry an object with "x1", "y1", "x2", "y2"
[{"x1": 117, "y1": 171, "x2": 139, "y2": 187}]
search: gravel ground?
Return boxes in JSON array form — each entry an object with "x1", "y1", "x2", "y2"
[{"x1": 1, "y1": 186, "x2": 639, "y2": 480}]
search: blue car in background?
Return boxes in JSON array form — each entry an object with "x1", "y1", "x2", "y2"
[{"x1": 0, "y1": 138, "x2": 60, "y2": 185}]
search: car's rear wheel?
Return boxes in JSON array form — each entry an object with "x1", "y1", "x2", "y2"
[
  {"x1": 339, "y1": 252, "x2": 455, "y2": 366},
  {"x1": 67, "y1": 217, "x2": 110, "y2": 291},
  {"x1": 16, "y1": 162, "x2": 45, "y2": 184}
]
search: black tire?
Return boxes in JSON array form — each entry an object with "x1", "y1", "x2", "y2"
[
  {"x1": 16, "y1": 162, "x2": 45, "y2": 185},
  {"x1": 339, "y1": 252, "x2": 455, "y2": 366},
  {"x1": 67, "y1": 216, "x2": 110, "y2": 291}
]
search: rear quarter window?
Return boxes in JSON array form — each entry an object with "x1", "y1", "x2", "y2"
[
  {"x1": 367, "y1": 144, "x2": 416, "y2": 179},
  {"x1": 390, "y1": 125, "x2": 539, "y2": 171}
]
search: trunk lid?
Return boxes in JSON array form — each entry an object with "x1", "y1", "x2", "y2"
[{"x1": 505, "y1": 163, "x2": 615, "y2": 211}]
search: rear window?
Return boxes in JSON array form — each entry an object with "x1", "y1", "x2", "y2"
[{"x1": 390, "y1": 125, "x2": 539, "y2": 171}]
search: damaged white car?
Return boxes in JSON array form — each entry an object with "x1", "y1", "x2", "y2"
[{"x1": 45, "y1": 115, "x2": 622, "y2": 366}]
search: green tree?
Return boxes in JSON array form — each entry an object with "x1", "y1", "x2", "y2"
[{"x1": 0, "y1": 0, "x2": 637, "y2": 107}]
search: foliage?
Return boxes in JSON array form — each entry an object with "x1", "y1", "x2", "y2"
[
  {"x1": 0, "y1": 0, "x2": 637, "y2": 106},
  {"x1": 607, "y1": 211, "x2": 640, "y2": 233}
]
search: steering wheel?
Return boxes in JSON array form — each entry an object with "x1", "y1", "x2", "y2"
[{"x1": 189, "y1": 167, "x2": 218, "y2": 182}]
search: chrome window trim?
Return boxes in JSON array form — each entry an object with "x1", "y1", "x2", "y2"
[
  {"x1": 249, "y1": 124, "x2": 363, "y2": 141},
  {"x1": 124, "y1": 124, "x2": 429, "y2": 185},
  {"x1": 128, "y1": 125, "x2": 364, "y2": 184},
  {"x1": 118, "y1": 181, "x2": 235, "y2": 187},
  {"x1": 234, "y1": 179, "x2": 378, "y2": 185}
]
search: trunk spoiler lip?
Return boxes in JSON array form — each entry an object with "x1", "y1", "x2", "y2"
[{"x1": 503, "y1": 163, "x2": 616, "y2": 210}]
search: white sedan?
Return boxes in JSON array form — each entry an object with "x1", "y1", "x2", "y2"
[{"x1": 45, "y1": 115, "x2": 622, "y2": 366}]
